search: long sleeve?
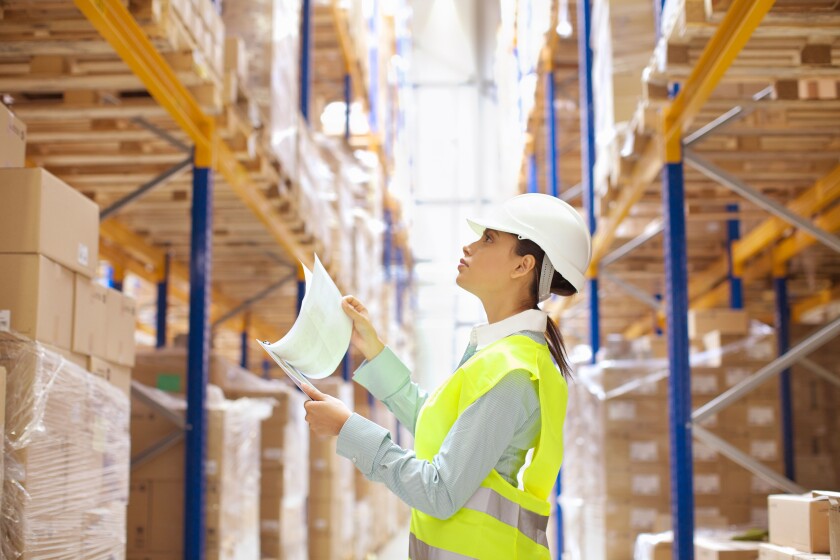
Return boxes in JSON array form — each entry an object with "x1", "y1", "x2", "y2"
[
  {"x1": 336, "y1": 370, "x2": 540, "y2": 519},
  {"x1": 352, "y1": 346, "x2": 429, "y2": 434}
]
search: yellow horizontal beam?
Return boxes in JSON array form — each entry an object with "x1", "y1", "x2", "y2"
[
  {"x1": 663, "y1": 0, "x2": 775, "y2": 157},
  {"x1": 622, "y1": 163, "x2": 839, "y2": 338},
  {"x1": 773, "y1": 202, "x2": 840, "y2": 266},
  {"x1": 589, "y1": 138, "x2": 661, "y2": 270},
  {"x1": 331, "y1": 0, "x2": 368, "y2": 108},
  {"x1": 99, "y1": 221, "x2": 277, "y2": 340},
  {"x1": 73, "y1": 0, "x2": 213, "y2": 165},
  {"x1": 76, "y1": 0, "x2": 314, "y2": 274},
  {"x1": 734, "y1": 163, "x2": 840, "y2": 265},
  {"x1": 793, "y1": 285, "x2": 840, "y2": 324}
]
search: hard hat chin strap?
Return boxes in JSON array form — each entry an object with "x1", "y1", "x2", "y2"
[{"x1": 538, "y1": 255, "x2": 555, "y2": 303}]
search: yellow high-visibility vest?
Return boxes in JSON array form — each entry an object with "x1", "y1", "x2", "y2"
[{"x1": 409, "y1": 334, "x2": 568, "y2": 560}]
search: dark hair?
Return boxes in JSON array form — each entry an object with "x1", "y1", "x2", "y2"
[{"x1": 513, "y1": 236, "x2": 576, "y2": 380}]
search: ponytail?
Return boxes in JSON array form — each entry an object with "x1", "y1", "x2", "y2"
[{"x1": 513, "y1": 236, "x2": 576, "y2": 380}]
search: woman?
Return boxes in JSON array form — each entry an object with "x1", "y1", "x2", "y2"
[{"x1": 301, "y1": 193, "x2": 592, "y2": 559}]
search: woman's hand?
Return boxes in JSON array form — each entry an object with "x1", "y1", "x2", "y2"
[
  {"x1": 341, "y1": 295, "x2": 385, "y2": 361},
  {"x1": 301, "y1": 383, "x2": 353, "y2": 437}
]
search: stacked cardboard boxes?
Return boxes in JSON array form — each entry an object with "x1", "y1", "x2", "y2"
[
  {"x1": 0, "y1": 163, "x2": 136, "y2": 396},
  {"x1": 127, "y1": 385, "x2": 271, "y2": 559},
  {"x1": 309, "y1": 378, "x2": 356, "y2": 560},
  {"x1": 790, "y1": 324, "x2": 840, "y2": 491},
  {"x1": 636, "y1": 533, "x2": 761, "y2": 560},
  {"x1": 564, "y1": 309, "x2": 784, "y2": 559},
  {"x1": 0, "y1": 333, "x2": 130, "y2": 558}
]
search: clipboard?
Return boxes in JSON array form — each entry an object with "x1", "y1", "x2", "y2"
[{"x1": 257, "y1": 340, "x2": 315, "y2": 400}]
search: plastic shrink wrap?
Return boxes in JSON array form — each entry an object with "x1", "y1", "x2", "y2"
[{"x1": 0, "y1": 332, "x2": 130, "y2": 560}]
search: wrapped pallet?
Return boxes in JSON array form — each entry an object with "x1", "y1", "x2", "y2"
[
  {"x1": 563, "y1": 323, "x2": 784, "y2": 560},
  {"x1": 0, "y1": 332, "x2": 130, "y2": 559},
  {"x1": 223, "y1": 372, "x2": 310, "y2": 560},
  {"x1": 127, "y1": 383, "x2": 272, "y2": 559}
]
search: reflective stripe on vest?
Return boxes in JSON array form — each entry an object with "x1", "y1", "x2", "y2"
[
  {"x1": 410, "y1": 534, "x2": 474, "y2": 560},
  {"x1": 463, "y1": 487, "x2": 549, "y2": 548}
]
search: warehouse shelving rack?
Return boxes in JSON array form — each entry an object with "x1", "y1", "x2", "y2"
[
  {"x1": 523, "y1": 0, "x2": 840, "y2": 558},
  {"x1": 0, "y1": 0, "x2": 400, "y2": 557}
]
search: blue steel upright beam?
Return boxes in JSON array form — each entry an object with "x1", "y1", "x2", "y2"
[
  {"x1": 546, "y1": 69, "x2": 559, "y2": 198},
  {"x1": 156, "y1": 252, "x2": 170, "y2": 348},
  {"x1": 528, "y1": 153, "x2": 539, "y2": 194},
  {"x1": 727, "y1": 204, "x2": 744, "y2": 309},
  {"x1": 344, "y1": 73, "x2": 352, "y2": 141},
  {"x1": 774, "y1": 274, "x2": 795, "y2": 481},
  {"x1": 663, "y1": 107, "x2": 695, "y2": 560},
  {"x1": 578, "y1": 0, "x2": 599, "y2": 363},
  {"x1": 185, "y1": 162, "x2": 214, "y2": 560},
  {"x1": 240, "y1": 313, "x2": 249, "y2": 370},
  {"x1": 300, "y1": 0, "x2": 312, "y2": 122}
]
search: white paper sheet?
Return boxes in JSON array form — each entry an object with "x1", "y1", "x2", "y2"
[{"x1": 257, "y1": 255, "x2": 352, "y2": 388}]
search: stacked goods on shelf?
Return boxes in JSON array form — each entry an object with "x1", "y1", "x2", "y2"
[
  {"x1": 309, "y1": 378, "x2": 356, "y2": 560},
  {"x1": 133, "y1": 0, "x2": 226, "y2": 111},
  {"x1": 0, "y1": 333, "x2": 130, "y2": 558},
  {"x1": 790, "y1": 324, "x2": 840, "y2": 491},
  {"x1": 590, "y1": 0, "x2": 656, "y2": 212},
  {"x1": 127, "y1": 384, "x2": 272, "y2": 559},
  {"x1": 221, "y1": 0, "x2": 299, "y2": 176},
  {"x1": 0, "y1": 162, "x2": 135, "y2": 394},
  {"x1": 563, "y1": 309, "x2": 784, "y2": 560},
  {"x1": 220, "y1": 369, "x2": 310, "y2": 560},
  {"x1": 759, "y1": 493, "x2": 833, "y2": 559}
]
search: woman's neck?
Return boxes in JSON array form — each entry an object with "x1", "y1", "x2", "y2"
[{"x1": 482, "y1": 298, "x2": 532, "y2": 325}]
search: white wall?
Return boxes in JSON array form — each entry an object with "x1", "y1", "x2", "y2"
[{"x1": 406, "y1": 0, "x2": 517, "y2": 391}]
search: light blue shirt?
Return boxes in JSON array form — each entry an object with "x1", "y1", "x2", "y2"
[{"x1": 336, "y1": 310, "x2": 548, "y2": 520}]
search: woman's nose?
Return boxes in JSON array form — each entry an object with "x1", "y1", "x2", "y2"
[{"x1": 463, "y1": 244, "x2": 471, "y2": 255}]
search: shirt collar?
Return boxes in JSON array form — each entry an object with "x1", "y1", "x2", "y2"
[{"x1": 469, "y1": 309, "x2": 548, "y2": 351}]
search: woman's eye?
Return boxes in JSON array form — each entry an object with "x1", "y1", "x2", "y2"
[{"x1": 484, "y1": 234, "x2": 492, "y2": 242}]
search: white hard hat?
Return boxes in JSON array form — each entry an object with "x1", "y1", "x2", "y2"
[{"x1": 467, "y1": 194, "x2": 592, "y2": 295}]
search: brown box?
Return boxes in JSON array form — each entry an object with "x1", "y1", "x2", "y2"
[
  {"x1": 105, "y1": 288, "x2": 136, "y2": 366},
  {"x1": 769, "y1": 494, "x2": 830, "y2": 553},
  {"x1": 689, "y1": 309, "x2": 749, "y2": 339},
  {"x1": 0, "y1": 168, "x2": 99, "y2": 277},
  {"x1": 813, "y1": 492, "x2": 840, "y2": 560},
  {"x1": 0, "y1": 102, "x2": 26, "y2": 167},
  {"x1": 88, "y1": 355, "x2": 131, "y2": 397},
  {"x1": 695, "y1": 537, "x2": 760, "y2": 559},
  {"x1": 0, "y1": 254, "x2": 74, "y2": 348},
  {"x1": 73, "y1": 274, "x2": 109, "y2": 358},
  {"x1": 763, "y1": 547, "x2": 833, "y2": 560}
]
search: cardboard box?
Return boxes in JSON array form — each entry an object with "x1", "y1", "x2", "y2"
[
  {"x1": 756, "y1": 543, "x2": 828, "y2": 560},
  {"x1": 813, "y1": 492, "x2": 840, "y2": 560},
  {"x1": 0, "y1": 102, "x2": 26, "y2": 168},
  {"x1": 88, "y1": 355, "x2": 131, "y2": 397},
  {"x1": 0, "y1": 254, "x2": 74, "y2": 348},
  {"x1": 769, "y1": 494, "x2": 830, "y2": 553},
  {"x1": 695, "y1": 537, "x2": 760, "y2": 559},
  {"x1": 0, "y1": 168, "x2": 99, "y2": 277},
  {"x1": 73, "y1": 274, "x2": 109, "y2": 357},
  {"x1": 105, "y1": 288, "x2": 136, "y2": 366},
  {"x1": 689, "y1": 309, "x2": 750, "y2": 339}
]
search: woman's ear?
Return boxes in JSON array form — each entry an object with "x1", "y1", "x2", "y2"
[{"x1": 512, "y1": 254, "x2": 536, "y2": 279}]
